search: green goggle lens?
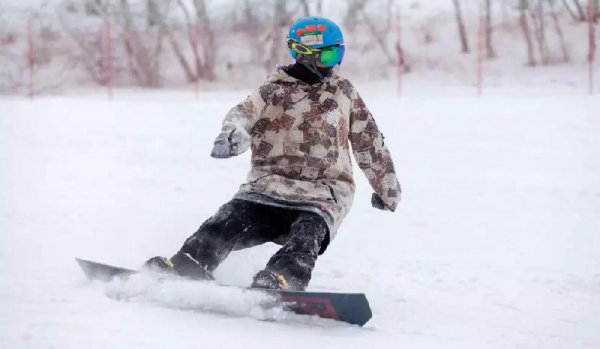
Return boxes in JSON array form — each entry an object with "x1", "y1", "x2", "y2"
[
  {"x1": 288, "y1": 39, "x2": 343, "y2": 67},
  {"x1": 319, "y1": 46, "x2": 341, "y2": 67}
]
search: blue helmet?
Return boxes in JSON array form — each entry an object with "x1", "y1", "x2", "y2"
[{"x1": 287, "y1": 16, "x2": 345, "y2": 67}]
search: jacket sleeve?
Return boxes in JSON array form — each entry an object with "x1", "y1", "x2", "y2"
[
  {"x1": 348, "y1": 89, "x2": 401, "y2": 211},
  {"x1": 219, "y1": 83, "x2": 270, "y2": 134}
]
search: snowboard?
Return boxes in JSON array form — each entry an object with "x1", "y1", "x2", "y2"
[{"x1": 76, "y1": 258, "x2": 372, "y2": 326}]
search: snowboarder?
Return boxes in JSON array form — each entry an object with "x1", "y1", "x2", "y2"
[{"x1": 145, "y1": 16, "x2": 401, "y2": 291}]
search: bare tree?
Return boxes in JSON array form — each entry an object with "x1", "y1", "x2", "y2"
[
  {"x1": 299, "y1": 0, "x2": 310, "y2": 16},
  {"x1": 530, "y1": 0, "x2": 550, "y2": 65},
  {"x1": 342, "y1": 1, "x2": 395, "y2": 64},
  {"x1": 151, "y1": 0, "x2": 195, "y2": 83},
  {"x1": 265, "y1": 0, "x2": 289, "y2": 71},
  {"x1": 147, "y1": 0, "x2": 160, "y2": 26},
  {"x1": 452, "y1": 0, "x2": 470, "y2": 53},
  {"x1": 150, "y1": 0, "x2": 218, "y2": 83},
  {"x1": 191, "y1": 0, "x2": 217, "y2": 81},
  {"x1": 385, "y1": 0, "x2": 394, "y2": 30},
  {"x1": 485, "y1": 0, "x2": 496, "y2": 58},
  {"x1": 0, "y1": 29, "x2": 26, "y2": 92},
  {"x1": 240, "y1": 0, "x2": 264, "y2": 65},
  {"x1": 0, "y1": 52, "x2": 23, "y2": 92},
  {"x1": 56, "y1": 2, "x2": 108, "y2": 85},
  {"x1": 119, "y1": 0, "x2": 161, "y2": 87},
  {"x1": 344, "y1": 0, "x2": 367, "y2": 32},
  {"x1": 242, "y1": 0, "x2": 258, "y2": 28},
  {"x1": 550, "y1": 0, "x2": 570, "y2": 62},
  {"x1": 572, "y1": 0, "x2": 587, "y2": 20},
  {"x1": 560, "y1": 0, "x2": 587, "y2": 21},
  {"x1": 519, "y1": 0, "x2": 537, "y2": 66},
  {"x1": 359, "y1": 6, "x2": 395, "y2": 64},
  {"x1": 561, "y1": 0, "x2": 581, "y2": 20}
]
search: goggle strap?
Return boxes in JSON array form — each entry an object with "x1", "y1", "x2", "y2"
[{"x1": 287, "y1": 39, "x2": 320, "y2": 55}]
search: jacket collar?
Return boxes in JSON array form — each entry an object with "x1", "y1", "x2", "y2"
[{"x1": 267, "y1": 65, "x2": 337, "y2": 85}]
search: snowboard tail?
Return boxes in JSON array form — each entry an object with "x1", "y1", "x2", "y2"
[{"x1": 75, "y1": 258, "x2": 372, "y2": 326}]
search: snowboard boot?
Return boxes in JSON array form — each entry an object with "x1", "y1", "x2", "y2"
[
  {"x1": 143, "y1": 256, "x2": 177, "y2": 274},
  {"x1": 144, "y1": 251, "x2": 214, "y2": 281},
  {"x1": 251, "y1": 270, "x2": 290, "y2": 290}
]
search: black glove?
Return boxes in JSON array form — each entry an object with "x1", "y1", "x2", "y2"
[
  {"x1": 371, "y1": 193, "x2": 390, "y2": 211},
  {"x1": 210, "y1": 128, "x2": 250, "y2": 158}
]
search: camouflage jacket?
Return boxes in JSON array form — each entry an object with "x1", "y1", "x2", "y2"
[{"x1": 218, "y1": 66, "x2": 401, "y2": 240}]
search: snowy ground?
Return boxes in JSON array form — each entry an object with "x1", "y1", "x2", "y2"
[{"x1": 1, "y1": 83, "x2": 599, "y2": 348}]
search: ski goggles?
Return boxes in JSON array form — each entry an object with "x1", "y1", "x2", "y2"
[{"x1": 287, "y1": 39, "x2": 344, "y2": 67}]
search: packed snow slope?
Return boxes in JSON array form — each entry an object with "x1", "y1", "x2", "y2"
[{"x1": 1, "y1": 85, "x2": 599, "y2": 348}]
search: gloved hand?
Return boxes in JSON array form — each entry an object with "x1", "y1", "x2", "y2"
[
  {"x1": 210, "y1": 128, "x2": 250, "y2": 159},
  {"x1": 371, "y1": 193, "x2": 393, "y2": 211}
]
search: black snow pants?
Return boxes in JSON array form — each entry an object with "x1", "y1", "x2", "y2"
[{"x1": 178, "y1": 199, "x2": 328, "y2": 290}]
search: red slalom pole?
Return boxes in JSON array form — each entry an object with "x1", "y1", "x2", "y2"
[
  {"x1": 588, "y1": 0, "x2": 596, "y2": 95},
  {"x1": 477, "y1": 0, "x2": 485, "y2": 96},
  {"x1": 27, "y1": 15, "x2": 34, "y2": 99},
  {"x1": 104, "y1": 15, "x2": 113, "y2": 100}
]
